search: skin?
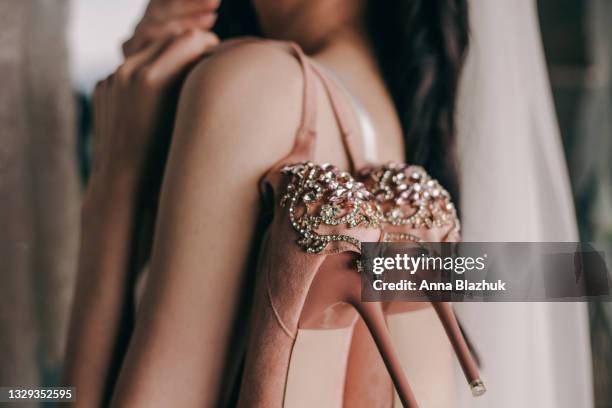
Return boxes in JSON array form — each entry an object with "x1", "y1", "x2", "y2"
[
  {"x1": 122, "y1": 0, "x2": 220, "y2": 56},
  {"x1": 63, "y1": 0, "x2": 404, "y2": 406},
  {"x1": 62, "y1": 29, "x2": 220, "y2": 406}
]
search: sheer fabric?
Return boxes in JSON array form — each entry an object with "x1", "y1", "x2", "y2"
[{"x1": 453, "y1": 0, "x2": 593, "y2": 406}]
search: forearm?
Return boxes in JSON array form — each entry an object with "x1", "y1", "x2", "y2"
[
  {"x1": 105, "y1": 43, "x2": 301, "y2": 406},
  {"x1": 108, "y1": 162, "x2": 259, "y2": 407},
  {"x1": 63, "y1": 176, "x2": 141, "y2": 406},
  {"x1": 61, "y1": 18, "x2": 220, "y2": 404}
]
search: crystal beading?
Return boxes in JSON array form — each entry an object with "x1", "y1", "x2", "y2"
[
  {"x1": 359, "y1": 163, "x2": 460, "y2": 240},
  {"x1": 280, "y1": 162, "x2": 382, "y2": 253}
]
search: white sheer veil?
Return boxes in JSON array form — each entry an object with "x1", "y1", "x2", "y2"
[{"x1": 453, "y1": 0, "x2": 593, "y2": 406}]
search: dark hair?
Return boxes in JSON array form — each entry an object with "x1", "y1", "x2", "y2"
[
  {"x1": 213, "y1": 0, "x2": 469, "y2": 204},
  {"x1": 212, "y1": 0, "x2": 260, "y2": 38},
  {"x1": 367, "y1": 0, "x2": 469, "y2": 205}
]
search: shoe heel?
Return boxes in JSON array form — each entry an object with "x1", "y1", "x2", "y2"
[
  {"x1": 431, "y1": 302, "x2": 486, "y2": 396},
  {"x1": 353, "y1": 302, "x2": 419, "y2": 408}
]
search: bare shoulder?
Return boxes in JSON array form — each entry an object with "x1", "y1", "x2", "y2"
[
  {"x1": 186, "y1": 40, "x2": 305, "y2": 94},
  {"x1": 171, "y1": 40, "x2": 305, "y2": 169}
]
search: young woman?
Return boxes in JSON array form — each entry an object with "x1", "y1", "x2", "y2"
[{"x1": 63, "y1": 0, "x2": 474, "y2": 406}]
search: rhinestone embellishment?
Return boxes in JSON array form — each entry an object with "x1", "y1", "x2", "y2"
[
  {"x1": 280, "y1": 162, "x2": 382, "y2": 253},
  {"x1": 359, "y1": 163, "x2": 460, "y2": 238}
]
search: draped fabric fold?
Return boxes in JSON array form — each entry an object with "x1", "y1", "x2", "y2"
[
  {"x1": 454, "y1": 0, "x2": 593, "y2": 406},
  {"x1": 0, "y1": 0, "x2": 79, "y2": 390}
]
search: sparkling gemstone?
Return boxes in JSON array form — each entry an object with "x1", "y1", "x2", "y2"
[
  {"x1": 400, "y1": 190, "x2": 411, "y2": 200},
  {"x1": 392, "y1": 173, "x2": 406, "y2": 184},
  {"x1": 470, "y1": 380, "x2": 486, "y2": 397}
]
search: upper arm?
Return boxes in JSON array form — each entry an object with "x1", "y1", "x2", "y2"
[{"x1": 110, "y1": 43, "x2": 304, "y2": 406}]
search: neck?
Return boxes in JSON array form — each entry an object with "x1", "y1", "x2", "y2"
[
  {"x1": 303, "y1": 24, "x2": 404, "y2": 164},
  {"x1": 310, "y1": 26, "x2": 381, "y2": 87},
  {"x1": 313, "y1": 26, "x2": 372, "y2": 64}
]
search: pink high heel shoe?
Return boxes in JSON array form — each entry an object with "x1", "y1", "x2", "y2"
[{"x1": 238, "y1": 160, "x2": 485, "y2": 408}]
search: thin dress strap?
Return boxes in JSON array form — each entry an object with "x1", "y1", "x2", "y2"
[
  {"x1": 309, "y1": 63, "x2": 367, "y2": 172},
  {"x1": 284, "y1": 42, "x2": 318, "y2": 160}
]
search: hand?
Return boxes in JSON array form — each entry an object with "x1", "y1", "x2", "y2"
[
  {"x1": 123, "y1": 0, "x2": 220, "y2": 57},
  {"x1": 91, "y1": 30, "x2": 219, "y2": 194}
]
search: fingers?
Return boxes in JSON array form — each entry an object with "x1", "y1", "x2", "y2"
[
  {"x1": 118, "y1": 39, "x2": 171, "y2": 82},
  {"x1": 123, "y1": 0, "x2": 220, "y2": 56},
  {"x1": 123, "y1": 12, "x2": 217, "y2": 56},
  {"x1": 148, "y1": 0, "x2": 220, "y2": 23},
  {"x1": 115, "y1": 28, "x2": 219, "y2": 95},
  {"x1": 135, "y1": 30, "x2": 219, "y2": 88}
]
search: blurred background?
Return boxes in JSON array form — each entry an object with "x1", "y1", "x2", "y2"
[
  {"x1": 537, "y1": 1, "x2": 612, "y2": 406},
  {"x1": 0, "y1": 0, "x2": 610, "y2": 406}
]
